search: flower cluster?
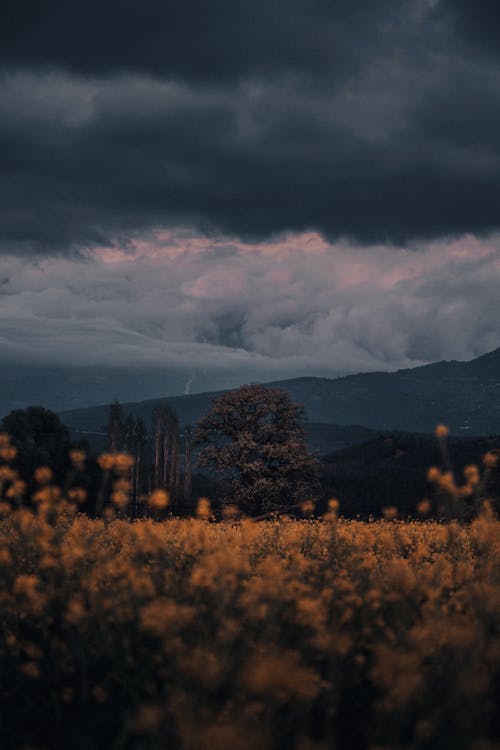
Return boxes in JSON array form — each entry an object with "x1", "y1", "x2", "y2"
[
  {"x1": 1, "y1": 507, "x2": 499, "y2": 748},
  {"x1": 0, "y1": 438, "x2": 500, "y2": 748}
]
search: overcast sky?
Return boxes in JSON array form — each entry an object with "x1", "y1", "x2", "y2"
[{"x1": 2, "y1": 0, "x2": 500, "y2": 391}]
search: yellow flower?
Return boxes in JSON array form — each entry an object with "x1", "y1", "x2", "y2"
[
  {"x1": 463, "y1": 465, "x2": 480, "y2": 485},
  {"x1": 435, "y1": 424, "x2": 449, "y2": 439},
  {"x1": 0, "y1": 445, "x2": 17, "y2": 462},
  {"x1": 34, "y1": 466, "x2": 53, "y2": 484},
  {"x1": 328, "y1": 498, "x2": 340, "y2": 512},
  {"x1": 69, "y1": 449, "x2": 86, "y2": 469},
  {"x1": 5, "y1": 480, "x2": 26, "y2": 499},
  {"x1": 103, "y1": 507, "x2": 115, "y2": 521},
  {"x1": 111, "y1": 490, "x2": 129, "y2": 508},
  {"x1": 437, "y1": 472, "x2": 456, "y2": 494},
  {"x1": 97, "y1": 453, "x2": 115, "y2": 471},
  {"x1": 68, "y1": 487, "x2": 87, "y2": 503},
  {"x1": 114, "y1": 478, "x2": 131, "y2": 492},
  {"x1": 33, "y1": 486, "x2": 61, "y2": 503},
  {"x1": 222, "y1": 503, "x2": 239, "y2": 519},
  {"x1": 0, "y1": 466, "x2": 16, "y2": 481},
  {"x1": 242, "y1": 649, "x2": 320, "y2": 701},
  {"x1": 417, "y1": 499, "x2": 431, "y2": 515},
  {"x1": 114, "y1": 453, "x2": 135, "y2": 473},
  {"x1": 483, "y1": 451, "x2": 498, "y2": 469},
  {"x1": 14, "y1": 574, "x2": 39, "y2": 598},
  {"x1": 427, "y1": 466, "x2": 441, "y2": 483},
  {"x1": 196, "y1": 497, "x2": 211, "y2": 519},
  {"x1": 149, "y1": 489, "x2": 170, "y2": 509},
  {"x1": 65, "y1": 597, "x2": 86, "y2": 625},
  {"x1": 382, "y1": 506, "x2": 398, "y2": 521},
  {"x1": 140, "y1": 600, "x2": 193, "y2": 636}
]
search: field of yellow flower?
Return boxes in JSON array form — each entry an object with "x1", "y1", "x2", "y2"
[{"x1": 1, "y1": 498, "x2": 500, "y2": 750}]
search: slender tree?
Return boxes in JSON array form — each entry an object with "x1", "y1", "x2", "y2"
[
  {"x1": 152, "y1": 406, "x2": 164, "y2": 488},
  {"x1": 123, "y1": 415, "x2": 147, "y2": 516},
  {"x1": 108, "y1": 400, "x2": 123, "y2": 454},
  {"x1": 151, "y1": 405, "x2": 179, "y2": 493},
  {"x1": 169, "y1": 427, "x2": 179, "y2": 498},
  {"x1": 183, "y1": 426, "x2": 193, "y2": 506},
  {"x1": 133, "y1": 417, "x2": 148, "y2": 510}
]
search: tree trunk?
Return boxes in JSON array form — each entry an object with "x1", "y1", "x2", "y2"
[
  {"x1": 162, "y1": 430, "x2": 170, "y2": 489},
  {"x1": 184, "y1": 428, "x2": 193, "y2": 506}
]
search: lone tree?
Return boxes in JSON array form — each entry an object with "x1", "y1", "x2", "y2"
[{"x1": 196, "y1": 384, "x2": 319, "y2": 516}]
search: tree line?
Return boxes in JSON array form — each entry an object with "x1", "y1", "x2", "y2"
[
  {"x1": 2, "y1": 385, "x2": 499, "y2": 519},
  {"x1": 106, "y1": 400, "x2": 195, "y2": 515},
  {"x1": 0, "y1": 385, "x2": 318, "y2": 518}
]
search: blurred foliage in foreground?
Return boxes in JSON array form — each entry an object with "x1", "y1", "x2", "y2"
[{"x1": 1, "y1": 489, "x2": 500, "y2": 749}]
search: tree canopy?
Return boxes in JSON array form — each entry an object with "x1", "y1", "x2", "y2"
[
  {"x1": 196, "y1": 384, "x2": 319, "y2": 515},
  {"x1": 1, "y1": 406, "x2": 71, "y2": 478}
]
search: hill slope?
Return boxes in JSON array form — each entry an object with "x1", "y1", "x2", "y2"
[{"x1": 60, "y1": 347, "x2": 500, "y2": 440}]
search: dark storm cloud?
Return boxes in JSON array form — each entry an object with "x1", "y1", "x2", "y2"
[
  {"x1": 436, "y1": 1, "x2": 500, "y2": 59},
  {"x1": 1, "y1": 0, "x2": 396, "y2": 83},
  {"x1": 2, "y1": 0, "x2": 500, "y2": 251}
]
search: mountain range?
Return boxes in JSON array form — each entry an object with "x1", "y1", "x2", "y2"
[{"x1": 59, "y1": 347, "x2": 500, "y2": 451}]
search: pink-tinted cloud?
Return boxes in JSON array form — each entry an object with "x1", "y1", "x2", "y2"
[{"x1": 0, "y1": 232, "x2": 499, "y2": 390}]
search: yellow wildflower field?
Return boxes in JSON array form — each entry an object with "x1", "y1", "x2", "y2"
[{"x1": 1, "y1": 505, "x2": 499, "y2": 749}]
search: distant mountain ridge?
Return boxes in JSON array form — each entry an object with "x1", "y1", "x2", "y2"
[{"x1": 60, "y1": 347, "x2": 500, "y2": 439}]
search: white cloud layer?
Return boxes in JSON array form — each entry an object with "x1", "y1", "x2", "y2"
[{"x1": 1, "y1": 232, "x2": 499, "y2": 385}]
